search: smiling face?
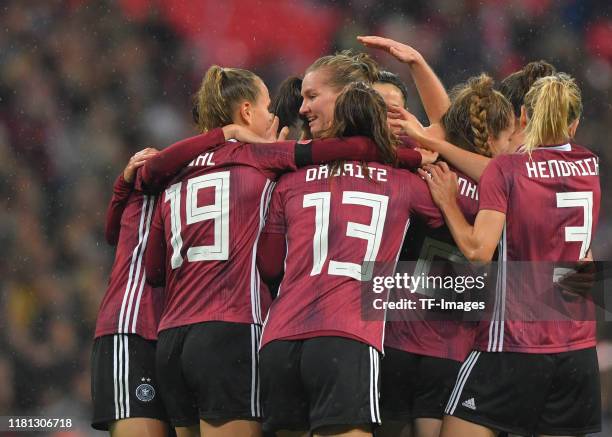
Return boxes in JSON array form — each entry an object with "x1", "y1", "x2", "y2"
[{"x1": 299, "y1": 68, "x2": 342, "y2": 138}]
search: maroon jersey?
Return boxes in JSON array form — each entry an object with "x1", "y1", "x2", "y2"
[
  {"x1": 95, "y1": 174, "x2": 163, "y2": 340},
  {"x1": 385, "y1": 168, "x2": 479, "y2": 362},
  {"x1": 259, "y1": 162, "x2": 444, "y2": 352},
  {"x1": 146, "y1": 140, "x2": 297, "y2": 331},
  {"x1": 476, "y1": 143, "x2": 600, "y2": 353}
]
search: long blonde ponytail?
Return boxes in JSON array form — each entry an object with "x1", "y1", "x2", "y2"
[{"x1": 523, "y1": 73, "x2": 582, "y2": 152}]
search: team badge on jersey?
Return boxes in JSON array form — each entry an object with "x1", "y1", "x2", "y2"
[{"x1": 136, "y1": 377, "x2": 155, "y2": 402}]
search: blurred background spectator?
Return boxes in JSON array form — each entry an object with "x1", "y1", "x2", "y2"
[{"x1": 0, "y1": 0, "x2": 609, "y2": 435}]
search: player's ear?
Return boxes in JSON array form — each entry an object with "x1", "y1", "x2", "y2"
[
  {"x1": 519, "y1": 106, "x2": 528, "y2": 129},
  {"x1": 568, "y1": 118, "x2": 580, "y2": 138},
  {"x1": 238, "y1": 101, "x2": 252, "y2": 126}
]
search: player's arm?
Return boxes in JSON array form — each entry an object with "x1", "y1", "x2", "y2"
[
  {"x1": 106, "y1": 148, "x2": 159, "y2": 245},
  {"x1": 141, "y1": 128, "x2": 230, "y2": 191},
  {"x1": 396, "y1": 138, "x2": 439, "y2": 167},
  {"x1": 419, "y1": 162, "x2": 504, "y2": 262},
  {"x1": 257, "y1": 233, "x2": 286, "y2": 284},
  {"x1": 144, "y1": 202, "x2": 167, "y2": 287},
  {"x1": 248, "y1": 137, "x2": 431, "y2": 180},
  {"x1": 141, "y1": 115, "x2": 295, "y2": 191},
  {"x1": 389, "y1": 106, "x2": 490, "y2": 181},
  {"x1": 358, "y1": 35, "x2": 450, "y2": 123},
  {"x1": 256, "y1": 184, "x2": 286, "y2": 284}
]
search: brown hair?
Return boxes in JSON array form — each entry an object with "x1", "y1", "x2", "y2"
[
  {"x1": 323, "y1": 82, "x2": 397, "y2": 176},
  {"x1": 194, "y1": 65, "x2": 262, "y2": 132},
  {"x1": 306, "y1": 50, "x2": 380, "y2": 92},
  {"x1": 271, "y1": 76, "x2": 307, "y2": 140},
  {"x1": 441, "y1": 74, "x2": 513, "y2": 157},
  {"x1": 500, "y1": 60, "x2": 556, "y2": 117},
  {"x1": 523, "y1": 73, "x2": 582, "y2": 152}
]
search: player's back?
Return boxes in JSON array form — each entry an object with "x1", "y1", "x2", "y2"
[
  {"x1": 155, "y1": 141, "x2": 294, "y2": 331},
  {"x1": 95, "y1": 186, "x2": 162, "y2": 340},
  {"x1": 477, "y1": 143, "x2": 601, "y2": 353},
  {"x1": 261, "y1": 161, "x2": 442, "y2": 351},
  {"x1": 498, "y1": 144, "x2": 600, "y2": 262},
  {"x1": 385, "y1": 167, "x2": 479, "y2": 362}
]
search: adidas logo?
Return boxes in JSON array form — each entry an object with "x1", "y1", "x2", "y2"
[{"x1": 461, "y1": 398, "x2": 476, "y2": 410}]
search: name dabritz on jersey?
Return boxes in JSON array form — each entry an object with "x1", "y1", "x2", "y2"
[
  {"x1": 525, "y1": 156, "x2": 599, "y2": 179},
  {"x1": 305, "y1": 163, "x2": 388, "y2": 182}
]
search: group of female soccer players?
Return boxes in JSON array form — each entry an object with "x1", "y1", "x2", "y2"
[{"x1": 92, "y1": 34, "x2": 601, "y2": 437}]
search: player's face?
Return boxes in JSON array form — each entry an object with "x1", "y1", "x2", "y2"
[
  {"x1": 248, "y1": 79, "x2": 274, "y2": 138},
  {"x1": 373, "y1": 82, "x2": 406, "y2": 109},
  {"x1": 489, "y1": 117, "x2": 515, "y2": 156},
  {"x1": 300, "y1": 69, "x2": 342, "y2": 138}
]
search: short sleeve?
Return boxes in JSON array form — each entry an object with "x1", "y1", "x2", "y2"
[{"x1": 478, "y1": 157, "x2": 509, "y2": 214}]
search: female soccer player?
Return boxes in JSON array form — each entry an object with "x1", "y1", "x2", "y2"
[
  {"x1": 380, "y1": 75, "x2": 514, "y2": 437},
  {"x1": 92, "y1": 147, "x2": 169, "y2": 437},
  {"x1": 422, "y1": 73, "x2": 601, "y2": 437},
  {"x1": 143, "y1": 64, "x2": 428, "y2": 437},
  {"x1": 257, "y1": 82, "x2": 449, "y2": 437},
  {"x1": 92, "y1": 124, "x2": 271, "y2": 436},
  {"x1": 399, "y1": 60, "x2": 556, "y2": 181},
  {"x1": 374, "y1": 70, "x2": 411, "y2": 110},
  {"x1": 299, "y1": 49, "x2": 436, "y2": 169},
  {"x1": 499, "y1": 60, "x2": 556, "y2": 152}
]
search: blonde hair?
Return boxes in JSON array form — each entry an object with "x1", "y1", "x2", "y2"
[
  {"x1": 523, "y1": 73, "x2": 582, "y2": 152},
  {"x1": 441, "y1": 74, "x2": 513, "y2": 157},
  {"x1": 194, "y1": 65, "x2": 261, "y2": 132},
  {"x1": 306, "y1": 50, "x2": 380, "y2": 91}
]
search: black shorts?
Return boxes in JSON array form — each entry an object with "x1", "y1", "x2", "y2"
[
  {"x1": 156, "y1": 321, "x2": 261, "y2": 427},
  {"x1": 260, "y1": 336, "x2": 381, "y2": 433},
  {"x1": 380, "y1": 347, "x2": 461, "y2": 421},
  {"x1": 445, "y1": 348, "x2": 601, "y2": 436},
  {"x1": 91, "y1": 334, "x2": 168, "y2": 430}
]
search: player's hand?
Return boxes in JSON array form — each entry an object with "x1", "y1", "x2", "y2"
[
  {"x1": 266, "y1": 115, "x2": 290, "y2": 142},
  {"x1": 357, "y1": 35, "x2": 424, "y2": 66},
  {"x1": 557, "y1": 250, "x2": 596, "y2": 298},
  {"x1": 124, "y1": 147, "x2": 159, "y2": 183},
  {"x1": 388, "y1": 105, "x2": 425, "y2": 138},
  {"x1": 416, "y1": 147, "x2": 439, "y2": 166},
  {"x1": 418, "y1": 162, "x2": 458, "y2": 208}
]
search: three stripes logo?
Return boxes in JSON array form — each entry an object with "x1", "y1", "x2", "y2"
[{"x1": 461, "y1": 397, "x2": 477, "y2": 410}]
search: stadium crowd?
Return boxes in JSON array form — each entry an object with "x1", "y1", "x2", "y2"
[{"x1": 0, "y1": 0, "x2": 610, "y2": 435}]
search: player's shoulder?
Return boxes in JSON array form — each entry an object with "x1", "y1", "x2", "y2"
[{"x1": 569, "y1": 143, "x2": 598, "y2": 159}]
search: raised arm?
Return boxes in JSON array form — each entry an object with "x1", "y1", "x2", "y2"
[
  {"x1": 389, "y1": 106, "x2": 490, "y2": 181},
  {"x1": 358, "y1": 35, "x2": 450, "y2": 123}
]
